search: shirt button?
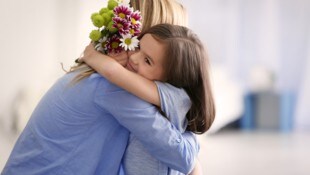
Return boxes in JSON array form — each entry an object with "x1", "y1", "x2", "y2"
[{"x1": 176, "y1": 138, "x2": 181, "y2": 143}]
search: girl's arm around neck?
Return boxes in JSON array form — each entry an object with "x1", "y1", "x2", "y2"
[{"x1": 81, "y1": 43, "x2": 161, "y2": 107}]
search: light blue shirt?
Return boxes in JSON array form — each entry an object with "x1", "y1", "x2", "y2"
[
  {"x1": 123, "y1": 82, "x2": 193, "y2": 175},
  {"x1": 2, "y1": 72, "x2": 199, "y2": 175}
]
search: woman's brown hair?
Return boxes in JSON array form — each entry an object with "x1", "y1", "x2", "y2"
[{"x1": 139, "y1": 24, "x2": 216, "y2": 134}]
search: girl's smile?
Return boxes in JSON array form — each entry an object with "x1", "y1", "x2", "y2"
[{"x1": 126, "y1": 59, "x2": 136, "y2": 72}]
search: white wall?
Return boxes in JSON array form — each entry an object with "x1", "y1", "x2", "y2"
[
  {"x1": 0, "y1": 0, "x2": 103, "y2": 132},
  {"x1": 0, "y1": 0, "x2": 111, "y2": 133},
  {"x1": 0, "y1": 0, "x2": 58, "y2": 131}
]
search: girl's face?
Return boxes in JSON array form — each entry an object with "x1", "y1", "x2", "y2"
[{"x1": 126, "y1": 34, "x2": 166, "y2": 81}]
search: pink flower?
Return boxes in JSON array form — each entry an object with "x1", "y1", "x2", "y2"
[
  {"x1": 113, "y1": 5, "x2": 132, "y2": 19},
  {"x1": 113, "y1": 17, "x2": 130, "y2": 35},
  {"x1": 106, "y1": 34, "x2": 123, "y2": 53},
  {"x1": 130, "y1": 11, "x2": 142, "y2": 27},
  {"x1": 128, "y1": 11, "x2": 142, "y2": 36},
  {"x1": 128, "y1": 27, "x2": 141, "y2": 36}
]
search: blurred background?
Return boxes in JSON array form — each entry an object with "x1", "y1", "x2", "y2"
[{"x1": 0, "y1": 0, "x2": 309, "y2": 174}]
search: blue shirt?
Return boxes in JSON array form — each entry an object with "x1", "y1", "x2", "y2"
[{"x1": 2, "y1": 72, "x2": 199, "y2": 175}]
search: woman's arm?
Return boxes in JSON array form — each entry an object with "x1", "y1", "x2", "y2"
[{"x1": 81, "y1": 43, "x2": 161, "y2": 106}]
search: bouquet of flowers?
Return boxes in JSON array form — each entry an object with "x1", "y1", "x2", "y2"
[{"x1": 89, "y1": 0, "x2": 142, "y2": 54}]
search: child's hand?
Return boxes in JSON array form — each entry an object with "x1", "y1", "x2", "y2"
[
  {"x1": 83, "y1": 42, "x2": 97, "y2": 57},
  {"x1": 77, "y1": 43, "x2": 99, "y2": 63},
  {"x1": 79, "y1": 43, "x2": 129, "y2": 67},
  {"x1": 108, "y1": 51, "x2": 128, "y2": 67}
]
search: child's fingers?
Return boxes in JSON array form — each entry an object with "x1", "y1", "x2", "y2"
[
  {"x1": 113, "y1": 56, "x2": 128, "y2": 66},
  {"x1": 118, "y1": 59, "x2": 128, "y2": 67},
  {"x1": 84, "y1": 44, "x2": 96, "y2": 56},
  {"x1": 127, "y1": 51, "x2": 135, "y2": 57},
  {"x1": 108, "y1": 51, "x2": 129, "y2": 65}
]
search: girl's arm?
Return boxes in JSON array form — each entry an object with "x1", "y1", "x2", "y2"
[{"x1": 81, "y1": 43, "x2": 161, "y2": 107}]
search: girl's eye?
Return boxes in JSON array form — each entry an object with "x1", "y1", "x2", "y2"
[{"x1": 144, "y1": 58, "x2": 151, "y2": 65}]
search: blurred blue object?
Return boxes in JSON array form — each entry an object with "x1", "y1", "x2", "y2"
[
  {"x1": 241, "y1": 93, "x2": 256, "y2": 130},
  {"x1": 240, "y1": 91, "x2": 295, "y2": 132},
  {"x1": 280, "y1": 92, "x2": 296, "y2": 132}
]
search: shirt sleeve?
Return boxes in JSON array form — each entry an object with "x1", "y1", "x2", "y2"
[
  {"x1": 155, "y1": 81, "x2": 191, "y2": 132},
  {"x1": 94, "y1": 80, "x2": 199, "y2": 174}
]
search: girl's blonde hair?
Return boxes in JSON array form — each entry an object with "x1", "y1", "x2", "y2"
[{"x1": 70, "y1": 0, "x2": 188, "y2": 81}]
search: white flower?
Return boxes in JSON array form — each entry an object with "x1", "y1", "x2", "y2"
[
  {"x1": 120, "y1": 34, "x2": 139, "y2": 51},
  {"x1": 118, "y1": 0, "x2": 130, "y2": 7},
  {"x1": 95, "y1": 36, "x2": 108, "y2": 53}
]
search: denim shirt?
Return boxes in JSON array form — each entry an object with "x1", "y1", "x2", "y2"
[
  {"x1": 2, "y1": 72, "x2": 198, "y2": 175},
  {"x1": 123, "y1": 82, "x2": 194, "y2": 175}
]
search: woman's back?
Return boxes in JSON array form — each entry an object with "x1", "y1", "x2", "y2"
[{"x1": 2, "y1": 72, "x2": 129, "y2": 174}]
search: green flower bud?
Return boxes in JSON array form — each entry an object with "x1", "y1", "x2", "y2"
[
  {"x1": 107, "y1": 10, "x2": 114, "y2": 18},
  {"x1": 92, "y1": 14, "x2": 105, "y2": 28},
  {"x1": 107, "y1": 21, "x2": 113, "y2": 28},
  {"x1": 108, "y1": 0, "x2": 118, "y2": 10},
  {"x1": 89, "y1": 30, "x2": 101, "y2": 41},
  {"x1": 91, "y1": 12, "x2": 99, "y2": 20},
  {"x1": 109, "y1": 26, "x2": 118, "y2": 33},
  {"x1": 108, "y1": 20, "x2": 118, "y2": 33},
  {"x1": 101, "y1": 13, "x2": 112, "y2": 26},
  {"x1": 99, "y1": 8, "x2": 109, "y2": 15}
]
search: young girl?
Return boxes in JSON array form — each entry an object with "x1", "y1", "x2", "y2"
[{"x1": 79, "y1": 23, "x2": 215, "y2": 175}]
